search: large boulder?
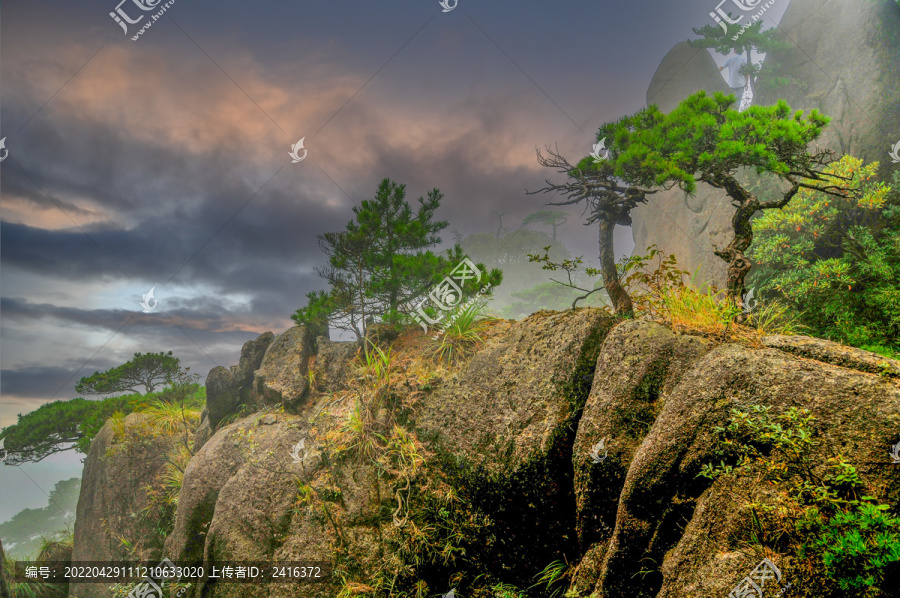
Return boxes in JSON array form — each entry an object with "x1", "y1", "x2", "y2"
[
  {"x1": 230, "y1": 331, "x2": 275, "y2": 390},
  {"x1": 165, "y1": 404, "x2": 338, "y2": 598},
  {"x1": 311, "y1": 336, "x2": 357, "y2": 391},
  {"x1": 569, "y1": 321, "x2": 712, "y2": 593},
  {"x1": 413, "y1": 309, "x2": 616, "y2": 580},
  {"x1": 646, "y1": 40, "x2": 732, "y2": 112},
  {"x1": 192, "y1": 409, "x2": 213, "y2": 452},
  {"x1": 195, "y1": 415, "x2": 331, "y2": 598},
  {"x1": 162, "y1": 312, "x2": 617, "y2": 597},
  {"x1": 205, "y1": 366, "x2": 241, "y2": 429},
  {"x1": 576, "y1": 330, "x2": 900, "y2": 598},
  {"x1": 164, "y1": 417, "x2": 263, "y2": 565},
  {"x1": 252, "y1": 326, "x2": 316, "y2": 411},
  {"x1": 77, "y1": 313, "x2": 900, "y2": 597},
  {"x1": 416, "y1": 309, "x2": 614, "y2": 473},
  {"x1": 69, "y1": 413, "x2": 178, "y2": 598},
  {"x1": 763, "y1": 334, "x2": 900, "y2": 377},
  {"x1": 203, "y1": 332, "x2": 276, "y2": 432}
]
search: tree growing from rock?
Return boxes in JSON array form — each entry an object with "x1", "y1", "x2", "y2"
[
  {"x1": 293, "y1": 178, "x2": 501, "y2": 340},
  {"x1": 75, "y1": 351, "x2": 180, "y2": 396},
  {"x1": 605, "y1": 90, "x2": 870, "y2": 306},
  {"x1": 2, "y1": 364, "x2": 203, "y2": 465},
  {"x1": 0, "y1": 396, "x2": 143, "y2": 464},
  {"x1": 527, "y1": 142, "x2": 657, "y2": 316}
]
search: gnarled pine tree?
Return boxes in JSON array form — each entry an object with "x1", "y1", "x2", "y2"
[
  {"x1": 528, "y1": 144, "x2": 656, "y2": 316},
  {"x1": 607, "y1": 90, "x2": 867, "y2": 307}
]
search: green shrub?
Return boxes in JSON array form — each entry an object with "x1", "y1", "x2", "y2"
[
  {"x1": 749, "y1": 160, "x2": 899, "y2": 354},
  {"x1": 700, "y1": 405, "x2": 900, "y2": 597},
  {"x1": 799, "y1": 503, "x2": 900, "y2": 595}
]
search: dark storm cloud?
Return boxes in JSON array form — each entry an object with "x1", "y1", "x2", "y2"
[
  {"x1": 0, "y1": 47, "x2": 577, "y2": 320},
  {"x1": 0, "y1": 366, "x2": 88, "y2": 400},
  {"x1": 2, "y1": 116, "x2": 340, "y2": 287},
  {"x1": 0, "y1": 32, "x2": 603, "y2": 402},
  {"x1": 1, "y1": 295, "x2": 271, "y2": 335},
  {"x1": 3, "y1": 0, "x2": 775, "y2": 410}
]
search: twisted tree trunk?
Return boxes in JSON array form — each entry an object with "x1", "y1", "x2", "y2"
[
  {"x1": 711, "y1": 176, "x2": 800, "y2": 310},
  {"x1": 714, "y1": 198, "x2": 756, "y2": 306},
  {"x1": 599, "y1": 219, "x2": 633, "y2": 315}
]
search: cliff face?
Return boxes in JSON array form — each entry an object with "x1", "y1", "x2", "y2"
[
  {"x1": 755, "y1": 0, "x2": 900, "y2": 177},
  {"x1": 631, "y1": 0, "x2": 900, "y2": 288},
  {"x1": 69, "y1": 314, "x2": 900, "y2": 598},
  {"x1": 70, "y1": 414, "x2": 182, "y2": 598}
]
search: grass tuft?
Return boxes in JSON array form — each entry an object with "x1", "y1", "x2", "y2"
[{"x1": 429, "y1": 302, "x2": 497, "y2": 363}]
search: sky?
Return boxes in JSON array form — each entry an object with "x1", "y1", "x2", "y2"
[{"x1": 0, "y1": 0, "x2": 794, "y2": 521}]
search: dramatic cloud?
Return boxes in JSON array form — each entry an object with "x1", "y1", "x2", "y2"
[{"x1": 3, "y1": 0, "x2": 792, "y2": 426}]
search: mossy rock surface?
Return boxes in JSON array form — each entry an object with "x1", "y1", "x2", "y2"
[
  {"x1": 590, "y1": 340, "x2": 900, "y2": 598},
  {"x1": 414, "y1": 309, "x2": 614, "y2": 474},
  {"x1": 70, "y1": 413, "x2": 179, "y2": 598},
  {"x1": 71, "y1": 314, "x2": 900, "y2": 598}
]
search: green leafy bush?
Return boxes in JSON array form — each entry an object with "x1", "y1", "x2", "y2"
[
  {"x1": 749, "y1": 159, "x2": 899, "y2": 356},
  {"x1": 700, "y1": 405, "x2": 900, "y2": 597}
]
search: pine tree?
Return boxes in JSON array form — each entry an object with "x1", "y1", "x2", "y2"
[
  {"x1": 355, "y1": 178, "x2": 448, "y2": 321},
  {"x1": 522, "y1": 210, "x2": 568, "y2": 241},
  {"x1": 603, "y1": 90, "x2": 870, "y2": 306},
  {"x1": 75, "y1": 351, "x2": 180, "y2": 395},
  {"x1": 293, "y1": 178, "x2": 501, "y2": 339},
  {"x1": 528, "y1": 144, "x2": 656, "y2": 316}
]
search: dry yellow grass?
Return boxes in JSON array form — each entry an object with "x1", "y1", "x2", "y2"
[{"x1": 654, "y1": 284, "x2": 803, "y2": 346}]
